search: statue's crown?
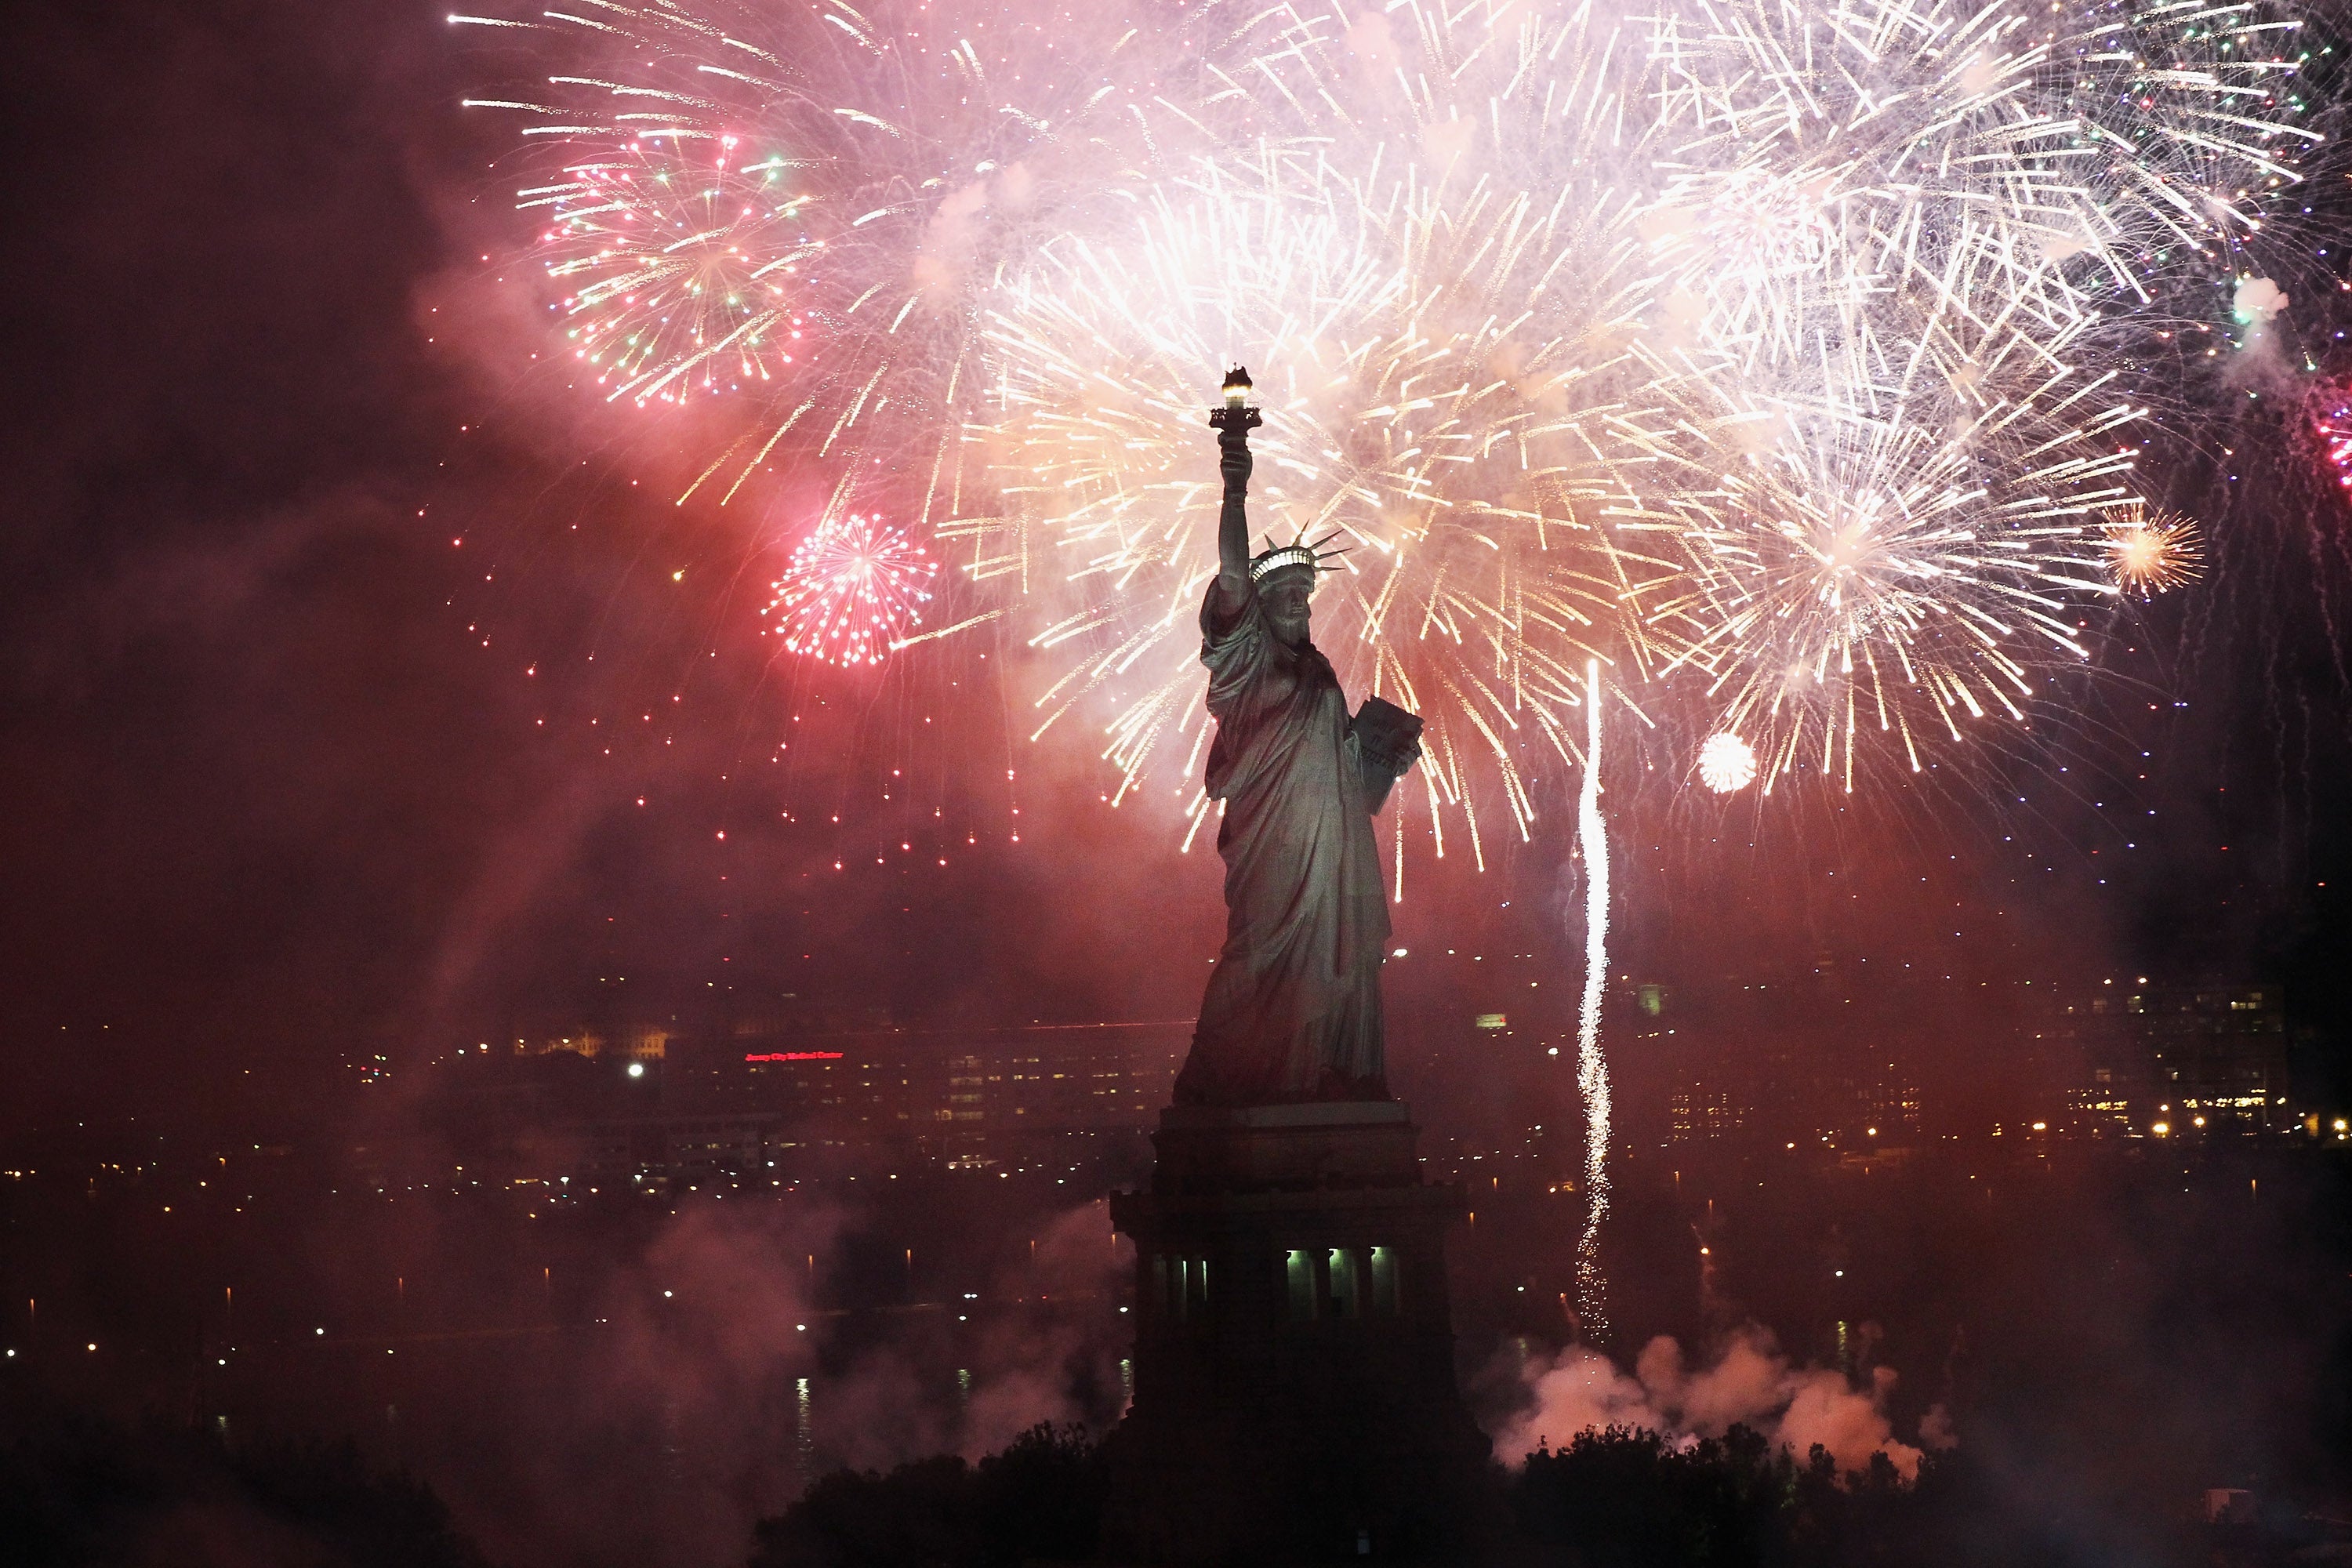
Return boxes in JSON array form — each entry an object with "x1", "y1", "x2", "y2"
[{"x1": 1247, "y1": 530, "x2": 1348, "y2": 585}]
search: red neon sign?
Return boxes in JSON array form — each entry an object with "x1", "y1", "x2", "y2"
[{"x1": 744, "y1": 1051, "x2": 845, "y2": 1062}]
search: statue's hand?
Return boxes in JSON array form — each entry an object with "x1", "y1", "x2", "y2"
[{"x1": 1218, "y1": 430, "x2": 1253, "y2": 492}]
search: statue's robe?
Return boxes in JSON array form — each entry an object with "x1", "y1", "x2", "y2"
[{"x1": 1174, "y1": 575, "x2": 1396, "y2": 1105}]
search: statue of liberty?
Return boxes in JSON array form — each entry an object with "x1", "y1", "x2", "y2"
[{"x1": 1174, "y1": 371, "x2": 1425, "y2": 1107}]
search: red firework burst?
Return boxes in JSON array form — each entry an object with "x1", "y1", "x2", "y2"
[{"x1": 2315, "y1": 387, "x2": 2352, "y2": 494}]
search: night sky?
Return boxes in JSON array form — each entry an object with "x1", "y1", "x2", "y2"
[{"x1": 5, "y1": 0, "x2": 2350, "y2": 1134}]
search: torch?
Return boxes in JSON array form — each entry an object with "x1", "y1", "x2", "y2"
[{"x1": 1207, "y1": 365, "x2": 1261, "y2": 441}]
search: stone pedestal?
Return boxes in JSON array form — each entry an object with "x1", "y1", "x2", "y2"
[{"x1": 1102, "y1": 1101, "x2": 1494, "y2": 1564}]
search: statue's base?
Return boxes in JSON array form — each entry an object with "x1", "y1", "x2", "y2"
[{"x1": 1102, "y1": 1101, "x2": 1498, "y2": 1564}]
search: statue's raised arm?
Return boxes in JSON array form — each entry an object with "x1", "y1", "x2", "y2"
[
  {"x1": 1177, "y1": 368, "x2": 1421, "y2": 1107},
  {"x1": 1207, "y1": 365, "x2": 1259, "y2": 627}
]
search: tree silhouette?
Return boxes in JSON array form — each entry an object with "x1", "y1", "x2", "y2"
[{"x1": 750, "y1": 1422, "x2": 1104, "y2": 1568}]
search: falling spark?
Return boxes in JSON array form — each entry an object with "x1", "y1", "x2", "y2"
[{"x1": 1573, "y1": 659, "x2": 1611, "y2": 1338}]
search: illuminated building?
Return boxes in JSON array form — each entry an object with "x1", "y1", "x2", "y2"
[
  {"x1": 666, "y1": 1018, "x2": 1190, "y2": 1166},
  {"x1": 511, "y1": 1024, "x2": 672, "y2": 1062},
  {"x1": 1649, "y1": 967, "x2": 1922, "y2": 1148},
  {"x1": 2062, "y1": 982, "x2": 2289, "y2": 1135},
  {"x1": 1668, "y1": 1083, "x2": 1750, "y2": 1142},
  {"x1": 467, "y1": 1018, "x2": 1190, "y2": 1185},
  {"x1": 539, "y1": 1113, "x2": 783, "y2": 1187}
]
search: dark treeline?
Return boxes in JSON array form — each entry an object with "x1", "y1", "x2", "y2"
[
  {"x1": 1519, "y1": 1427, "x2": 2074, "y2": 1567},
  {"x1": 7, "y1": 1416, "x2": 2339, "y2": 1566},
  {"x1": 750, "y1": 1424, "x2": 1105, "y2": 1568},
  {"x1": 2, "y1": 1421, "x2": 487, "y2": 1568},
  {"x1": 753, "y1": 1424, "x2": 2336, "y2": 1568},
  {"x1": 1513, "y1": 1426, "x2": 2339, "y2": 1567}
]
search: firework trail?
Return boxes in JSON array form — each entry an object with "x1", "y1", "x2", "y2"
[
  {"x1": 1573, "y1": 658, "x2": 1611, "y2": 1337},
  {"x1": 763, "y1": 510, "x2": 938, "y2": 666}
]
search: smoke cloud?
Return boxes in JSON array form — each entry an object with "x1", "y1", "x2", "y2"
[
  {"x1": 372, "y1": 1196, "x2": 1126, "y2": 1568},
  {"x1": 811, "y1": 1200, "x2": 1131, "y2": 1468},
  {"x1": 472, "y1": 1199, "x2": 847, "y2": 1568},
  {"x1": 1483, "y1": 1324, "x2": 1936, "y2": 1480},
  {"x1": 2224, "y1": 273, "x2": 2299, "y2": 390}
]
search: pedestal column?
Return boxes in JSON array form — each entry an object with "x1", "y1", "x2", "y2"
[{"x1": 1103, "y1": 1101, "x2": 1494, "y2": 1563}]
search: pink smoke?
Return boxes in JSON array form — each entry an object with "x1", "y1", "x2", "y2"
[
  {"x1": 813, "y1": 1200, "x2": 1132, "y2": 1466},
  {"x1": 1486, "y1": 1324, "x2": 1936, "y2": 1480}
]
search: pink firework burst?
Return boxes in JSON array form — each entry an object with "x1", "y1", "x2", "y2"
[
  {"x1": 764, "y1": 513, "x2": 937, "y2": 666},
  {"x1": 2317, "y1": 390, "x2": 2352, "y2": 495}
]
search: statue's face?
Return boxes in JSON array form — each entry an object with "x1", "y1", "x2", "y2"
[{"x1": 1260, "y1": 570, "x2": 1313, "y2": 648}]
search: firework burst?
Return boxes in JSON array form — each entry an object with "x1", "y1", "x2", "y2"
[
  {"x1": 971, "y1": 161, "x2": 1657, "y2": 850},
  {"x1": 517, "y1": 136, "x2": 815, "y2": 407},
  {"x1": 1604, "y1": 0, "x2": 2317, "y2": 789},
  {"x1": 1697, "y1": 731, "x2": 1760, "y2": 793},
  {"x1": 457, "y1": 0, "x2": 1283, "y2": 505},
  {"x1": 2313, "y1": 383, "x2": 2352, "y2": 492},
  {"x1": 960, "y1": 1, "x2": 1699, "y2": 866},
  {"x1": 764, "y1": 511, "x2": 938, "y2": 666},
  {"x1": 1642, "y1": 0, "x2": 2321, "y2": 374},
  {"x1": 1611, "y1": 177, "x2": 2172, "y2": 792},
  {"x1": 2103, "y1": 501, "x2": 2205, "y2": 595}
]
